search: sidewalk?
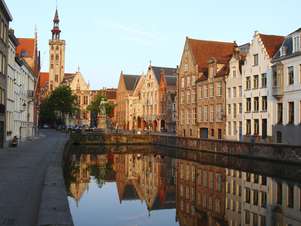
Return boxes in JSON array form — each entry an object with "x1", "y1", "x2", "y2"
[{"x1": 0, "y1": 130, "x2": 68, "y2": 226}]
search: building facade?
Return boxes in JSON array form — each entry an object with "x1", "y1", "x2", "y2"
[
  {"x1": 116, "y1": 72, "x2": 141, "y2": 130},
  {"x1": 0, "y1": 0, "x2": 12, "y2": 147},
  {"x1": 271, "y1": 28, "x2": 301, "y2": 145},
  {"x1": 242, "y1": 32, "x2": 284, "y2": 143},
  {"x1": 225, "y1": 44, "x2": 249, "y2": 141}
]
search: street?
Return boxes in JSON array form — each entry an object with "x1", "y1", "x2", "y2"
[{"x1": 0, "y1": 130, "x2": 68, "y2": 226}]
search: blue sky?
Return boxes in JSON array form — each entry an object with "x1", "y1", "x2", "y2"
[{"x1": 6, "y1": 0, "x2": 301, "y2": 89}]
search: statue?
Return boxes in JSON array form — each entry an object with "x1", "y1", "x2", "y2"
[{"x1": 97, "y1": 97, "x2": 108, "y2": 130}]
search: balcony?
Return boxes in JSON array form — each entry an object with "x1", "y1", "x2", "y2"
[{"x1": 272, "y1": 86, "x2": 283, "y2": 97}]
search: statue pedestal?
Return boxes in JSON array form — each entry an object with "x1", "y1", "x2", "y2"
[{"x1": 97, "y1": 115, "x2": 107, "y2": 130}]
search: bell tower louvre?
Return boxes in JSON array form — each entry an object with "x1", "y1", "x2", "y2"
[{"x1": 48, "y1": 8, "x2": 65, "y2": 91}]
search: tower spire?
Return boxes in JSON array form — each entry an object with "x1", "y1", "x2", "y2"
[{"x1": 51, "y1": 8, "x2": 61, "y2": 40}]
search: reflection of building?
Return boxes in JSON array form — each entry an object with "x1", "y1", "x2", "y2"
[
  {"x1": 68, "y1": 153, "x2": 112, "y2": 204},
  {"x1": 114, "y1": 152, "x2": 176, "y2": 212},
  {"x1": 270, "y1": 179, "x2": 301, "y2": 226},
  {"x1": 176, "y1": 159, "x2": 226, "y2": 226}
]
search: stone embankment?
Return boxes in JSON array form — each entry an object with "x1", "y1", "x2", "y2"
[{"x1": 71, "y1": 132, "x2": 301, "y2": 164}]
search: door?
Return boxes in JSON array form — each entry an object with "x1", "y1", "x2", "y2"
[
  {"x1": 262, "y1": 119, "x2": 267, "y2": 139},
  {"x1": 218, "y1": 129, "x2": 222, "y2": 139},
  {"x1": 200, "y1": 128, "x2": 208, "y2": 139},
  {"x1": 0, "y1": 121, "x2": 4, "y2": 148}
]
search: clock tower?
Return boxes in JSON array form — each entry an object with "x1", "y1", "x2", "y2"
[{"x1": 49, "y1": 8, "x2": 65, "y2": 91}]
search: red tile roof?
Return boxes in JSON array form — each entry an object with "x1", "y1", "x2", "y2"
[
  {"x1": 258, "y1": 34, "x2": 285, "y2": 58},
  {"x1": 16, "y1": 38, "x2": 35, "y2": 58},
  {"x1": 38, "y1": 72, "x2": 49, "y2": 89},
  {"x1": 187, "y1": 38, "x2": 235, "y2": 72}
]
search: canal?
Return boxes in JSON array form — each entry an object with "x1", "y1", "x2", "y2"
[{"x1": 63, "y1": 145, "x2": 301, "y2": 226}]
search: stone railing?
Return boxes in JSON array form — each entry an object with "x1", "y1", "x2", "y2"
[
  {"x1": 70, "y1": 132, "x2": 301, "y2": 164},
  {"x1": 152, "y1": 135, "x2": 301, "y2": 164}
]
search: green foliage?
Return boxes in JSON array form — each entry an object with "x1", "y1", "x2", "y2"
[
  {"x1": 87, "y1": 93, "x2": 115, "y2": 116},
  {"x1": 39, "y1": 85, "x2": 79, "y2": 125}
]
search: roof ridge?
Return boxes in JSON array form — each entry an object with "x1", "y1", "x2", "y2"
[
  {"x1": 188, "y1": 37, "x2": 234, "y2": 45},
  {"x1": 258, "y1": 33, "x2": 285, "y2": 38}
]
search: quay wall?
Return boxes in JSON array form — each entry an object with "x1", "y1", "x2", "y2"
[{"x1": 70, "y1": 132, "x2": 301, "y2": 164}]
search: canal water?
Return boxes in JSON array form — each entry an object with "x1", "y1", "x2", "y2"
[{"x1": 64, "y1": 145, "x2": 301, "y2": 226}]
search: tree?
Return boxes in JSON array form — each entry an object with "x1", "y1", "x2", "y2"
[
  {"x1": 87, "y1": 94, "x2": 115, "y2": 117},
  {"x1": 39, "y1": 85, "x2": 79, "y2": 126}
]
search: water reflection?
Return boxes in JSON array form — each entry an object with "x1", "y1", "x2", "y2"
[{"x1": 64, "y1": 145, "x2": 301, "y2": 226}]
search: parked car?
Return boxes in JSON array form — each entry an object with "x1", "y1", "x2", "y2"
[{"x1": 43, "y1": 124, "x2": 49, "y2": 129}]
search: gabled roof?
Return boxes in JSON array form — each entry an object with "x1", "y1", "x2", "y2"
[
  {"x1": 62, "y1": 73, "x2": 76, "y2": 84},
  {"x1": 258, "y1": 33, "x2": 285, "y2": 58},
  {"x1": 165, "y1": 75, "x2": 177, "y2": 86},
  {"x1": 151, "y1": 66, "x2": 177, "y2": 82},
  {"x1": 16, "y1": 38, "x2": 35, "y2": 58},
  {"x1": 123, "y1": 74, "x2": 141, "y2": 91},
  {"x1": 187, "y1": 38, "x2": 235, "y2": 72},
  {"x1": 38, "y1": 72, "x2": 49, "y2": 89},
  {"x1": 272, "y1": 28, "x2": 301, "y2": 61}
]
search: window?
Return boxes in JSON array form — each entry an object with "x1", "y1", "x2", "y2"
[
  {"x1": 228, "y1": 122, "x2": 231, "y2": 136},
  {"x1": 246, "y1": 98, "x2": 251, "y2": 112},
  {"x1": 261, "y1": 73, "x2": 267, "y2": 88},
  {"x1": 253, "y1": 213, "x2": 258, "y2": 226},
  {"x1": 280, "y1": 46, "x2": 287, "y2": 57},
  {"x1": 233, "y1": 121, "x2": 237, "y2": 135},
  {"x1": 293, "y1": 35, "x2": 300, "y2": 53},
  {"x1": 246, "y1": 173, "x2": 251, "y2": 182},
  {"x1": 277, "y1": 182, "x2": 282, "y2": 205},
  {"x1": 277, "y1": 103, "x2": 283, "y2": 124},
  {"x1": 209, "y1": 172, "x2": 214, "y2": 190},
  {"x1": 253, "y1": 190, "x2": 259, "y2": 206},
  {"x1": 216, "y1": 104, "x2": 222, "y2": 121},
  {"x1": 228, "y1": 104, "x2": 231, "y2": 115},
  {"x1": 239, "y1": 86, "x2": 242, "y2": 97},
  {"x1": 192, "y1": 75, "x2": 196, "y2": 86},
  {"x1": 233, "y1": 104, "x2": 237, "y2": 118},
  {"x1": 254, "y1": 97, "x2": 259, "y2": 112},
  {"x1": 55, "y1": 74, "x2": 58, "y2": 82},
  {"x1": 198, "y1": 106, "x2": 203, "y2": 122},
  {"x1": 228, "y1": 88, "x2": 231, "y2": 98},
  {"x1": 186, "y1": 91, "x2": 190, "y2": 104},
  {"x1": 288, "y1": 101, "x2": 295, "y2": 124},
  {"x1": 191, "y1": 90, "x2": 196, "y2": 103},
  {"x1": 211, "y1": 129, "x2": 214, "y2": 137},
  {"x1": 210, "y1": 105, "x2": 214, "y2": 122},
  {"x1": 239, "y1": 103, "x2": 242, "y2": 114},
  {"x1": 253, "y1": 75, "x2": 259, "y2": 89},
  {"x1": 187, "y1": 76, "x2": 190, "y2": 87},
  {"x1": 246, "y1": 120, "x2": 251, "y2": 135},
  {"x1": 181, "y1": 92, "x2": 184, "y2": 104},
  {"x1": 260, "y1": 216, "x2": 266, "y2": 226},
  {"x1": 246, "y1": 188, "x2": 251, "y2": 203},
  {"x1": 253, "y1": 54, "x2": 258, "y2": 66},
  {"x1": 233, "y1": 87, "x2": 236, "y2": 97},
  {"x1": 217, "y1": 81, "x2": 222, "y2": 96},
  {"x1": 288, "y1": 185, "x2": 294, "y2": 208},
  {"x1": 84, "y1": 96, "x2": 88, "y2": 105},
  {"x1": 288, "y1": 66, "x2": 294, "y2": 85},
  {"x1": 245, "y1": 211, "x2": 250, "y2": 224},
  {"x1": 204, "y1": 106, "x2": 208, "y2": 121},
  {"x1": 202, "y1": 171, "x2": 208, "y2": 187},
  {"x1": 209, "y1": 83, "x2": 214, "y2": 97},
  {"x1": 198, "y1": 86, "x2": 202, "y2": 99},
  {"x1": 261, "y1": 192, "x2": 267, "y2": 208},
  {"x1": 181, "y1": 77, "x2": 184, "y2": 88},
  {"x1": 262, "y1": 96, "x2": 267, "y2": 112},
  {"x1": 246, "y1": 77, "x2": 251, "y2": 90},
  {"x1": 254, "y1": 119, "x2": 259, "y2": 135},
  {"x1": 233, "y1": 69, "x2": 236, "y2": 78},
  {"x1": 204, "y1": 85, "x2": 208, "y2": 98}
]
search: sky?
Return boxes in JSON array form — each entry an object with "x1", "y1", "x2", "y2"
[{"x1": 6, "y1": 0, "x2": 301, "y2": 90}]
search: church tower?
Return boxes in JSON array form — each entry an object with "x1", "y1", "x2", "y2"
[{"x1": 49, "y1": 8, "x2": 65, "y2": 91}]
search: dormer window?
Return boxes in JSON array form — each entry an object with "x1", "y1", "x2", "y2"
[
  {"x1": 20, "y1": 50, "x2": 28, "y2": 57},
  {"x1": 293, "y1": 35, "x2": 300, "y2": 53},
  {"x1": 280, "y1": 46, "x2": 286, "y2": 57}
]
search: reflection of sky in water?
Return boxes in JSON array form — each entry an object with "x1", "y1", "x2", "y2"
[{"x1": 68, "y1": 181, "x2": 178, "y2": 226}]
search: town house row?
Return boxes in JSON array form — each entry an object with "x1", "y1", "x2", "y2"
[{"x1": 176, "y1": 29, "x2": 301, "y2": 145}]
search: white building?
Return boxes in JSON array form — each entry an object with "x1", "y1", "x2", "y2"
[
  {"x1": 7, "y1": 30, "x2": 36, "y2": 143},
  {"x1": 242, "y1": 32, "x2": 284, "y2": 143},
  {"x1": 225, "y1": 44, "x2": 249, "y2": 141},
  {"x1": 271, "y1": 28, "x2": 301, "y2": 145}
]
